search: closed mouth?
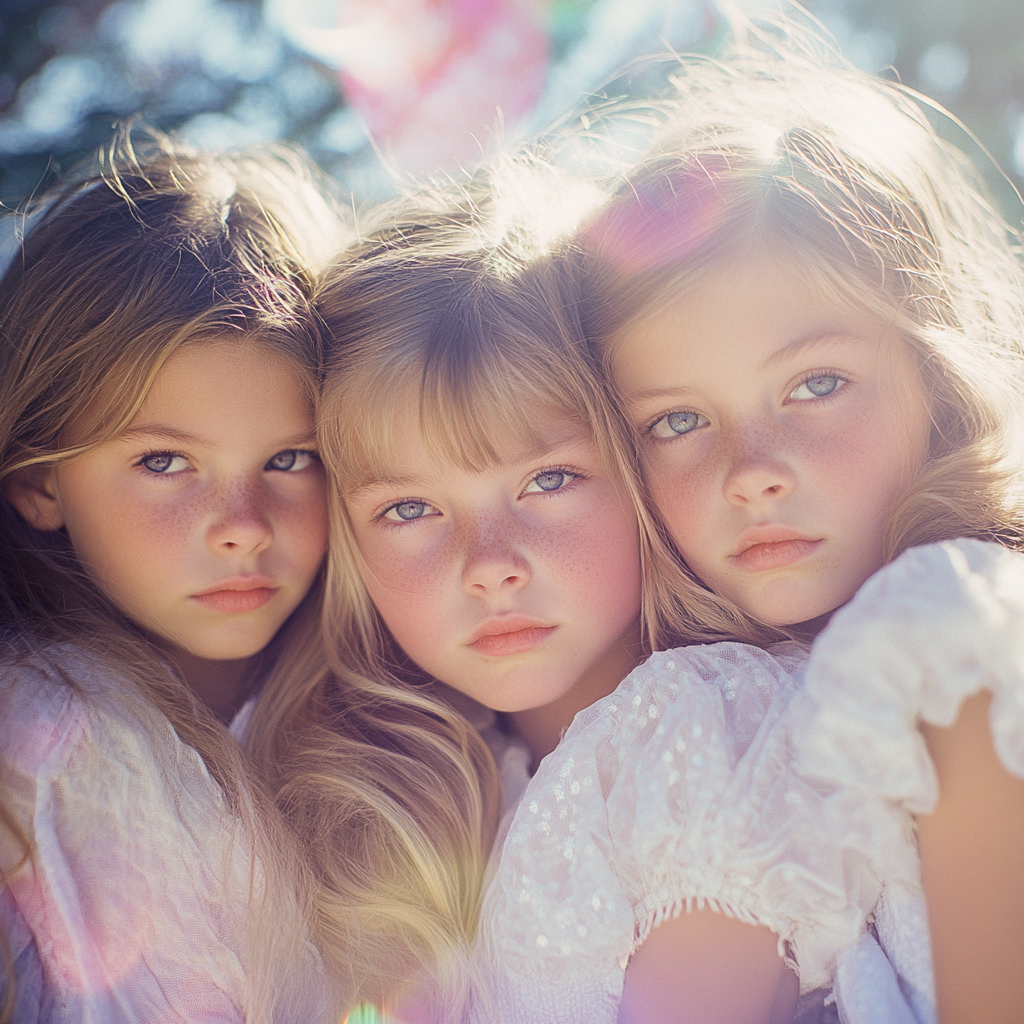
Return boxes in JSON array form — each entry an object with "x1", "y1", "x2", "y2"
[
  {"x1": 191, "y1": 576, "x2": 277, "y2": 613},
  {"x1": 729, "y1": 527, "x2": 823, "y2": 572},
  {"x1": 467, "y1": 616, "x2": 558, "y2": 656}
]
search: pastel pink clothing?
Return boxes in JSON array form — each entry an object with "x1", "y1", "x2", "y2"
[{"x1": 0, "y1": 647, "x2": 329, "y2": 1023}]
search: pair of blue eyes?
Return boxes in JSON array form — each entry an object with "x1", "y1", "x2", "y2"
[
  {"x1": 387, "y1": 469, "x2": 571, "y2": 522},
  {"x1": 651, "y1": 374, "x2": 845, "y2": 438},
  {"x1": 140, "y1": 449, "x2": 316, "y2": 474}
]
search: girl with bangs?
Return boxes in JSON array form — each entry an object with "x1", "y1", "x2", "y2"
[{"x1": 0, "y1": 134, "x2": 496, "y2": 1023}]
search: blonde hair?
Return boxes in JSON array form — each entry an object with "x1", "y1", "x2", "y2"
[
  {"x1": 0, "y1": 129, "x2": 434, "y2": 1019},
  {"x1": 314, "y1": 172, "x2": 664, "y2": 1014},
  {"x1": 575, "y1": 39, "x2": 1024, "y2": 648}
]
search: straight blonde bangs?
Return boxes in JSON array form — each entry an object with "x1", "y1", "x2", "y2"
[{"x1": 319, "y1": 248, "x2": 630, "y2": 496}]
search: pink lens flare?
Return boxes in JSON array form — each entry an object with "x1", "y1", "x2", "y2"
[
  {"x1": 336, "y1": 0, "x2": 548, "y2": 174},
  {"x1": 582, "y1": 156, "x2": 732, "y2": 274}
]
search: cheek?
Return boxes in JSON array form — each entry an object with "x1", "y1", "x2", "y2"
[
  {"x1": 275, "y1": 488, "x2": 330, "y2": 567},
  {"x1": 352, "y1": 525, "x2": 456, "y2": 655},
  {"x1": 62, "y1": 475, "x2": 200, "y2": 572},
  {"x1": 542, "y1": 493, "x2": 642, "y2": 613},
  {"x1": 355, "y1": 527, "x2": 453, "y2": 598},
  {"x1": 808, "y1": 398, "x2": 922, "y2": 518},
  {"x1": 645, "y1": 446, "x2": 718, "y2": 551}
]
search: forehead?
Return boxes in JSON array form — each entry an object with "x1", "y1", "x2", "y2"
[
  {"x1": 124, "y1": 339, "x2": 313, "y2": 440},
  {"x1": 611, "y1": 251, "x2": 894, "y2": 395}
]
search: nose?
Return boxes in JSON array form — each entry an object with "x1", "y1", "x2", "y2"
[
  {"x1": 206, "y1": 480, "x2": 274, "y2": 555},
  {"x1": 460, "y1": 517, "x2": 530, "y2": 595},
  {"x1": 722, "y1": 432, "x2": 796, "y2": 508}
]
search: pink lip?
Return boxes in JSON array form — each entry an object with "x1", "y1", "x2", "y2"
[
  {"x1": 467, "y1": 616, "x2": 558, "y2": 657},
  {"x1": 729, "y1": 527, "x2": 823, "y2": 572},
  {"x1": 191, "y1": 576, "x2": 277, "y2": 613}
]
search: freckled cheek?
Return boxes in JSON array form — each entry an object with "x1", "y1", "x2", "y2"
[
  {"x1": 74, "y1": 492, "x2": 204, "y2": 573},
  {"x1": 645, "y1": 448, "x2": 718, "y2": 549},
  {"x1": 272, "y1": 493, "x2": 330, "y2": 565},
  {"x1": 797, "y1": 409, "x2": 911, "y2": 517},
  {"x1": 533, "y1": 505, "x2": 642, "y2": 615},
  {"x1": 355, "y1": 529, "x2": 455, "y2": 600}
]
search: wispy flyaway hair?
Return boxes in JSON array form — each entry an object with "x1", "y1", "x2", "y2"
[{"x1": 576, "y1": 33, "x2": 1024, "y2": 647}]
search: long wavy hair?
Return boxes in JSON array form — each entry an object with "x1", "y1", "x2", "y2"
[
  {"x1": 0, "y1": 130, "x2": 498, "y2": 1019},
  {"x1": 574, "y1": 37, "x2": 1024, "y2": 648},
  {"x1": 313, "y1": 170, "x2": 664, "y2": 1017},
  {"x1": 0, "y1": 130, "x2": 345, "y2": 1020}
]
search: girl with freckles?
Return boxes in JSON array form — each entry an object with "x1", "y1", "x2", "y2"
[
  {"x1": 0, "y1": 133, "x2": 496, "y2": 1022},
  {"x1": 568, "y1": 36, "x2": 1024, "y2": 1024}
]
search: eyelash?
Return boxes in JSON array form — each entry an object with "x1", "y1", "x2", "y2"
[
  {"x1": 373, "y1": 466, "x2": 587, "y2": 524},
  {"x1": 135, "y1": 450, "x2": 190, "y2": 476},
  {"x1": 643, "y1": 368, "x2": 852, "y2": 439},
  {"x1": 787, "y1": 369, "x2": 849, "y2": 402},
  {"x1": 135, "y1": 448, "x2": 321, "y2": 476},
  {"x1": 521, "y1": 465, "x2": 586, "y2": 496}
]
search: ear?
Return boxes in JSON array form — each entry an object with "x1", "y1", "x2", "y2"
[{"x1": 4, "y1": 465, "x2": 65, "y2": 532}]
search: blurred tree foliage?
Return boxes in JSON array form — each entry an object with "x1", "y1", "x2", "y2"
[{"x1": 0, "y1": 0, "x2": 1021, "y2": 220}]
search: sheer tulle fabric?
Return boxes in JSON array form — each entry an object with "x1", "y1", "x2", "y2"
[{"x1": 0, "y1": 648, "x2": 329, "y2": 1023}]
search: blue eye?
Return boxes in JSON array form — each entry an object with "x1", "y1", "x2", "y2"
[
  {"x1": 649, "y1": 411, "x2": 707, "y2": 439},
  {"x1": 266, "y1": 449, "x2": 317, "y2": 472},
  {"x1": 790, "y1": 374, "x2": 846, "y2": 400},
  {"x1": 532, "y1": 471, "x2": 567, "y2": 492},
  {"x1": 383, "y1": 500, "x2": 437, "y2": 522},
  {"x1": 522, "y1": 469, "x2": 579, "y2": 494},
  {"x1": 139, "y1": 453, "x2": 190, "y2": 474}
]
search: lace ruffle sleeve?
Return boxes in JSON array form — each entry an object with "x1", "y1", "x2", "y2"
[
  {"x1": 475, "y1": 642, "x2": 880, "y2": 1022},
  {"x1": 792, "y1": 538, "x2": 1024, "y2": 813}
]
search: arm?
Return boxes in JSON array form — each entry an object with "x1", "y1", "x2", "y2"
[
  {"x1": 917, "y1": 691, "x2": 1024, "y2": 1024},
  {"x1": 619, "y1": 909, "x2": 798, "y2": 1024}
]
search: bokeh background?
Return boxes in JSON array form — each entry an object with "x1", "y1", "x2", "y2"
[{"x1": 1, "y1": 0, "x2": 1022, "y2": 219}]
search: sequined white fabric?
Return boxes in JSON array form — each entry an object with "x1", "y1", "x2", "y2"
[
  {"x1": 0, "y1": 647, "x2": 330, "y2": 1023},
  {"x1": 474, "y1": 642, "x2": 883, "y2": 1023},
  {"x1": 792, "y1": 538, "x2": 1024, "y2": 1024}
]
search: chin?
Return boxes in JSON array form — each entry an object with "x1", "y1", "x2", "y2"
[{"x1": 744, "y1": 588, "x2": 841, "y2": 632}]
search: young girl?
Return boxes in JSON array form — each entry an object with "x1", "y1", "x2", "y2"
[
  {"x1": 314, "y1": 174, "x2": 893, "y2": 1024},
  {"x1": 0, "y1": 133, "x2": 496, "y2": 1021},
  {"x1": 574, "y1": 39, "x2": 1024, "y2": 1024}
]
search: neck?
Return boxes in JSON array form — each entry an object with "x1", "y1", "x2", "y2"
[
  {"x1": 506, "y1": 623, "x2": 644, "y2": 770},
  {"x1": 159, "y1": 645, "x2": 260, "y2": 724}
]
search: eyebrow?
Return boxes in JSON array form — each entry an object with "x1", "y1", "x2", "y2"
[
  {"x1": 760, "y1": 328, "x2": 864, "y2": 369},
  {"x1": 346, "y1": 435, "x2": 596, "y2": 499},
  {"x1": 116, "y1": 424, "x2": 318, "y2": 450},
  {"x1": 626, "y1": 329, "x2": 864, "y2": 403}
]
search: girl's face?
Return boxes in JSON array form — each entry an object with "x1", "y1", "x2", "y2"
[
  {"x1": 611, "y1": 252, "x2": 932, "y2": 630},
  {"x1": 27, "y1": 341, "x2": 328, "y2": 662},
  {"x1": 344, "y1": 404, "x2": 642, "y2": 713}
]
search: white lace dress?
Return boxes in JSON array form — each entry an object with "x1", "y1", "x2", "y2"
[
  {"x1": 474, "y1": 539, "x2": 1024, "y2": 1024},
  {"x1": 473, "y1": 641, "x2": 880, "y2": 1023},
  {"x1": 0, "y1": 647, "x2": 330, "y2": 1024},
  {"x1": 791, "y1": 537, "x2": 1024, "y2": 1024}
]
